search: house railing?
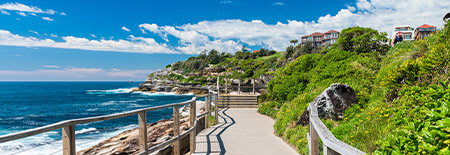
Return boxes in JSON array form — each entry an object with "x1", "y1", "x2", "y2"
[
  {"x1": 0, "y1": 90, "x2": 219, "y2": 155},
  {"x1": 307, "y1": 102, "x2": 366, "y2": 155}
]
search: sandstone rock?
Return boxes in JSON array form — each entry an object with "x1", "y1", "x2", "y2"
[{"x1": 297, "y1": 83, "x2": 357, "y2": 126}]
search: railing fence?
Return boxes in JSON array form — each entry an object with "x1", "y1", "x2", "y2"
[{"x1": 0, "y1": 91, "x2": 219, "y2": 155}]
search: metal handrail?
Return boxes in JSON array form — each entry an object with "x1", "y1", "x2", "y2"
[
  {"x1": 0, "y1": 91, "x2": 219, "y2": 155},
  {"x1": 307, "y1": 102, "x2": 366, "y2": 155}
]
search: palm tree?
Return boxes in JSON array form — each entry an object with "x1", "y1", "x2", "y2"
[{"x1": 290, "y1": 39, "x2": 298, "y2": 46}]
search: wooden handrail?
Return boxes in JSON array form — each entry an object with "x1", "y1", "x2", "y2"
[
  {"x1": 308, "y1": 102, "x2": 366, "y2": 155},
  {"x1": 0, "y1": 91, "x2": 219, "y2": 155}
]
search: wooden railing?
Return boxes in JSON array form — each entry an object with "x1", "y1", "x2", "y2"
[
  {"x1": 0, "y1": 90, "x2": 219, "y2": 155},
  {"x1": 307, "y1": 102, "x2": 366, "y2": 155}
]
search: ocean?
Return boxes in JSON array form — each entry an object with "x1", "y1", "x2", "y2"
[{"x1": 0, "y1": 82, "x2": 194, "y2": 155}]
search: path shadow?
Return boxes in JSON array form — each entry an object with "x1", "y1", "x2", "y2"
[{"x1": 196, "y1": 108, "x2": 235, "y2": 155}]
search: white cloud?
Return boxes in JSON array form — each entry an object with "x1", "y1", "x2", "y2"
[
  {"x1": 272, "y1": 2, "x2": 284, "y2": 6},
  {"x1": 90, "y1": 34, "x2": 96, "y2": 38},
  {"x1": 50, "y1": 34, "x2": 58, "y2": 37},
  {"x1": 60, "y1": 12, "x2": 66, "y2": 16},
  {"x1": 29, "y1": 13, "x2": 36, "y2": 16},
  {"x1": 28, "y1": 30, "x2": 39, "y2": 35},
  {"x1": 1, "y1": 9, "x2": 9, "y2": 15},
  {"x1": 42, "y1": 65, "x2": 60, "y2": 68},
  {"x1": 356, "y1": 0, "x2": 372, "y2": 11},
  {"x1": 0, "y1": 2, "x2": 57, "y2": 14},
  {"x1": 17, "y1": 12, "x2": 26, "y2": 16},
  {"x1": 139, "y1": 23, "x2": 159, "y2": 34},
  {"x1": 139, "y1": 0, "x2": 449, "y2": 53},
  {"x1": 121, "y1": 26, "x2": 131, "y2": 32},
  {"x1": 42, "y1": 17, "x2": 53, "y2": 21},
  {"x1": 1, "y1": 0, "x2": 448, "y2": 55},
  {"x1": 220, "y1": 1, "x2": 232, "y2": 4},
  {"x1": 0, "y1": 67, "x2": 155, "y2": 81},
  {"x1": 0, "y1": 29, "x2": 176, "y2": 54}
]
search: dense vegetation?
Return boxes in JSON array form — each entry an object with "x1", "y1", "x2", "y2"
[
  {"x1": 168, "y1": 47, "x2": 281, "y2": 80},
  {"x1": 258, "y1": 23, "x2": 450, "y2": 154}
]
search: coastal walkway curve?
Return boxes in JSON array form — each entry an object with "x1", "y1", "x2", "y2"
[{"x1": 193, "y1": 108, "x2": 298, "y2": 155}]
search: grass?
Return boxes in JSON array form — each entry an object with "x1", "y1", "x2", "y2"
[{"x1": 256, "y1": 52, "x2": 284, "y2": 61}]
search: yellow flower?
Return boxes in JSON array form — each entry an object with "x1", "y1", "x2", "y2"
[
  {"x1": 384, "y1": 114, "x2": 389, "y2": 117},
  {"x1": 365, "y1": 131, "x2": 368, "y2": 133}
]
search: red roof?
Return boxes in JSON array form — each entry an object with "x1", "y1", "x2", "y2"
[
  {"x1": 252, "y1": 50, "x2": 260, "y2": 53},
  {"x1": 324, "y1": 30, "x2": 339, "y2": 34},
  {"x1": 417, "y1": 24, "x2": 436, "y2": 28},
  {"x1": 302, "y1": 32, "x2": 323, "y2": 37}
]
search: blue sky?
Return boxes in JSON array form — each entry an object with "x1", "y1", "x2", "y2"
[{"x1": 0, "y1": 0, "x2": 448, "y2": 81}]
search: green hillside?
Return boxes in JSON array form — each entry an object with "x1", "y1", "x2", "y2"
[{"x1": 258, "y1": 22, "x2": 450, "y2": 154}]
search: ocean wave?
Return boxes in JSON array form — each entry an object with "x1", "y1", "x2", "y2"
[
  {"x1": 133, "y1": 91, "x2": 193, "y2": 96},
  {"x1": 0, "y1": 124, "x2": 139, "y2": 155},
  {"x1": 75, "y1": 127, "x2": 97, "y2": 135},
  {"x1": 100, "y1": 101, "x2": 117, "y2": 106},
  {"x1": 86, "y1": 87, "x2": 137, "y2": 94}
]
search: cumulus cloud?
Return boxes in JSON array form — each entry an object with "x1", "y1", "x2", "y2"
[
  {"x1": 42, "y1": 17, "x2": 53, "y2": 21},
  {"x1": 60, "y1": 12, "x2": 66, "y2": 16},
  {"x1": 1, "y1": 10, "x2": 10, "y2": 15},
  {"x1": 139, "y1": 0, "x2": 449, "y2": 53},
  {"x1": 0, "y1": 67, "x2": 155, "y2": 81},
  {"x1": 122, "y1": 26, "x2": 131, "y2": 32},
  {"x1": 90, "y1": 34, "x2": 96, "y2": 38},
  {"x1": 0, "y1": 2, "x2": 57, "y2": 14},
  {"x1": 1, "y1": 0, "x2": 448, "y2": 55},
  {"x1": 139, "y1": 23, "x2": 159, "y2": 34},
  {"x1": 0, "y1": 30, "x2": 176, "y2": 54}
]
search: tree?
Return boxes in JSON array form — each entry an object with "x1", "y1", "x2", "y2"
[
  {"x1": 290, "y1": 39, "x2": 298, "y2": 46},
  {"x1": 285, "y1": 46, "x2": 295, "y2": 58},
  {"x1": 337, "y1": 26, "x2": 390, "y2": 54},
  {"x1": 241, "y1": 45, "x2": 249, "y2": 53},
  {"x1": 207, "y1": 49, "x2": 221, "y2": 64}
]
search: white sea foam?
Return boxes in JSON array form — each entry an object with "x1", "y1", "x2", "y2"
[
  {"x1": 100, "y1": 101, "x2": 117, "y2": 106},
  {"x1": 87, "y1": 87, "x2": 137, "y2": 94},
  {"x1": 134, "y1": 91, "x2": 193, "y2": 96},
  {"x1": 0, "y1": 125, "x2": 138, "y2": 155},
  {"x1": 75, "y1": 127, "x2": 97, "y2": 135}
]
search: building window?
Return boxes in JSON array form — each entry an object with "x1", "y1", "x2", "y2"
[{"x1": 404, "y1": 34, "x2": 412, "y2": 40}]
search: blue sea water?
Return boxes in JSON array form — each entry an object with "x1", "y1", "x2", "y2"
[{"x1": 0, "y1": 82, "x2": 194, "y2": 155}]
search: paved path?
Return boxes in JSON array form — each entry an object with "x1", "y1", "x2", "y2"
[{"x1": 193, "y1": 108, "x2": 298, "y2": 155}]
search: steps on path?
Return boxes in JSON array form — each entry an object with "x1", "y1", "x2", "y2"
[{"x1": 218, "y1": 95, "x2": 259, "y2": 108}]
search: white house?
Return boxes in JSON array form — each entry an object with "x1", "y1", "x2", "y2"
[{"x1": 392, "y1": 26, "x2": 415, "y2": 41}]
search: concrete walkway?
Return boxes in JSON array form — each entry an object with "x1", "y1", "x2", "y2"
[{"x1": 193, "y1": 108, "x2": 298, "y2": 155}]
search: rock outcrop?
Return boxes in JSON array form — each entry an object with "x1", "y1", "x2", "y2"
[{"x1": 297, "y1": 83, "x2": 357, "y2": 126}]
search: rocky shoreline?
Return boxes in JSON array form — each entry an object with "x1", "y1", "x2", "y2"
[
  {"x1": 136, "y1": 67, "x2": 272, "y2": 95},
  {"x1": 77, "y1": 101, "x2": 206, "y2": 155}
]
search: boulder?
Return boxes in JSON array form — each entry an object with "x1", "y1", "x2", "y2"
[{"x1": 297, "y1": 83, "x2": 357, "y2": 126}]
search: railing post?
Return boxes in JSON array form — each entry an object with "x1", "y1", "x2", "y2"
[
  {"x1": 309, "y1": 109, "x2": 319, "y2": 155},
  {"x1": 238, "y1": 80, "x2": 240, "y2": 94},
  {"x1": 214, "y1": 93, "x2": 218, "y2": 124},
  {"x1": 252, "y1": 79, "x2": 255, "y2": 95},
  {"x1": 225, "y1": 79, "x2": 228, "y2": 94},
  {"x1": 323, "y1": 145, "x2": 339, "y2": 155},
  {"x1": 138, "y1": 111, "x2": 148, "y2": 153},
  {"x1": 205, "y1": 92, "x2": 210, "y2": 128},
  {"x1": 173, "y1": 105, "x2": 180, "y2": 155},
  {"x1": 190, "y1": 100, "x2": 196, "y2": 154},
  {"x1": 62, "y1": 124, "x2": 76, "y2": 155}
]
